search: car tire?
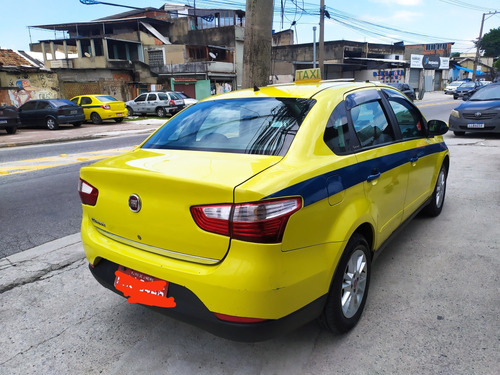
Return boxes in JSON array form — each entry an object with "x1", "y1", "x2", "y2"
[
  {"x1": 126, "y1": 106, "x2": 134, "y2": 116},
  {"x1": 6, "y1": 126, "x2": 17, "y2": 134},
  {"x1": 453, "y1": 131, "x2": 465, "y2": 136},
  {"x1": 422, "y1": 164, "x2": 447, "y2": 217},
  {"x1": 46, "y1": 117, "x2": 59, "y2": 130},
  {"x1": 156, "y1": 107, "x2": 166, "y2": 117},
  {"x1": 319, "y1": 233, "x2": 371, "y2": 334},
  {"x1": 73, "y1": 122, "x2": 82, "y2": 128},
  {"x1": 453, "y1": 94, "x2": 458, "y2": 100},
  {"x1": 90, "y1": 113, "x2": 102, "y2": 125}
]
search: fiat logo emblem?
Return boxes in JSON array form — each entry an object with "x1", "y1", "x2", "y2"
[{"x1": 128, "y1": 194, "x2": 142, "y2": 213}]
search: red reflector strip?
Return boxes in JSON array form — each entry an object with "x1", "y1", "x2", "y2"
[{"x1": 214, "y1": 313, "x2": 269, "y2": 324}]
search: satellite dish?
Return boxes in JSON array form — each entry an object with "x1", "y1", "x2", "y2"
[{"x1": 209, "y1": 52, "x2": 217, "y2": 60}]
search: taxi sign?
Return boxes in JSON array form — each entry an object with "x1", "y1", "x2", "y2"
[{"x1": 295, "y1": 68, "x2": 321, "y2": 83}]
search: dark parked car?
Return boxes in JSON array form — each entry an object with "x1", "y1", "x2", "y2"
[
  {"x1": 387, "y1": 83, "x2": 416, "y2": 101},
  {"x1": 453, "y1": 81, "x2": 483, "y2": 100},
  {"x1": 0, "y1": 105, "x2": 19, "y2": 134},
  {"x1": 449, "y1": 82, "x2": 500, "y2": 136},
  {"x1": 18, "y1": 99, "x2": 85, "y2": 130}
]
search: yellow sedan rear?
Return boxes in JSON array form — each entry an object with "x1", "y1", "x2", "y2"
[{"x1": 70, "y1": 95, "x2": 126, "y2": 124}]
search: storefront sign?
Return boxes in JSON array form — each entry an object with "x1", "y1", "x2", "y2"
[{"x1": 410, "y1": 54, "x2": 450, "y2": 70}]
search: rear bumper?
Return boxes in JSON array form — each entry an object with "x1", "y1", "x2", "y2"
[
  {"x1": 89, "y1": 258, "x2": 327, "y2": 342},
  {"x1": 57, "y1": 114, "x2": 85, "y2": 124}
]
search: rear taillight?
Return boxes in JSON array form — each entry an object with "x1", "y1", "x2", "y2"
[
  {"x1": 191, "y1": 198, "x2": 301, "y2": 243},
  {"x1": 78, "y1": 179, "x2": 99, "y2": 206},
  {"x1": 101, "y1": 104, "x2": 111, "y2": 110}
]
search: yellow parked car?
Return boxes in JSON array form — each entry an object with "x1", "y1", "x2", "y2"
[
  {"x1": 70, "y1": 95, "x2": 126, "y2": 124},
  {"x1": 79, "y1": 71, "x2": 449, "y2": 341}
]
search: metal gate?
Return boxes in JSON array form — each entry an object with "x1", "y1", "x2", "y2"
[{"x1": 409, "y1": 69, "x2": 420, "y2": 89}]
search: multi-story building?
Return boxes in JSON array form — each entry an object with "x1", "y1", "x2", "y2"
[{"x1": 28, "y1": 3, "x2": 245, "y2": 102}]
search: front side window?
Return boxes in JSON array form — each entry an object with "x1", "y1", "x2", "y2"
[
  {"x1": 350, "y1": 100, "x2": 395, "y2": 148},
  {"x1": 388, "y1": 99, "x2": 424, "y2": 139},
  {"x1": 143, "y1": 97, "x2": 315, "y2": 156},
  {"x1": 135, "y1": 94, "x2": 147, "y2": 103}
]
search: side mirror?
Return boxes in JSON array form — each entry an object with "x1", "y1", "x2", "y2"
[{"x1": 427, "y1": 119, "x2": 449, "y2": 136}]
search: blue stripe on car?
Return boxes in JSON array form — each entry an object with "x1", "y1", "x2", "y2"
[{"x1": 266, "y1": 142, "x2": 447, "y2": 207}]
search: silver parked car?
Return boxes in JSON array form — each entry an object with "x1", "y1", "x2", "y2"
[{"x1": 126, "y1": 92, "x2": 184, "y2": 117}]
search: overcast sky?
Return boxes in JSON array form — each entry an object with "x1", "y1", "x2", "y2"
[{"x1": 1, "y1": 0, "x2": 498, "y2": 54}]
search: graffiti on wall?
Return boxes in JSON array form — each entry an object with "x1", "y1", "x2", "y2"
[{"x1": 1, "y1": 73, "x2": 59, "y2": 107}]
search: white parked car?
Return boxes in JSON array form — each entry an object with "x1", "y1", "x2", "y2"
[
  {"x1": 126, "y1": 92, "x2": 184, "y2": 117},
  {"x1": 444, "y1": 81, "x2": 465, "y2": 95},
  {"x1": 175, "y1": 92, "x2": 198, "y2": 107}
]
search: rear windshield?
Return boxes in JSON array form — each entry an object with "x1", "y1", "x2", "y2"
[
  {"x1": 51, "y1": 99, "x2": 76, "y2": 107},
  {"x1": 96, "y1": 96, "x2": 118, "y2": 102},
  {"x1": 142, "y1": 97, "x2": 315, "y2": 156}
]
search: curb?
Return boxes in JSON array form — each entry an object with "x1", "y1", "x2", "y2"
[{"x1": 0, "y1": 233, "x2": 85, "y2": 294}]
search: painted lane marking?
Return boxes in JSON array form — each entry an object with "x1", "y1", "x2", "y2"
[{"x1": 0, "y1": 147, "x2": 132, "y2": 176}]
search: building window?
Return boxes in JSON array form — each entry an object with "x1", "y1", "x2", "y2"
[{"x1": 148, "y1": 50, "x2": 164, "y2": 67}]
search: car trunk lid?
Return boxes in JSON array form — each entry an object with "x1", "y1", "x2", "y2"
[{"x1": 80, "y1": 148, "x2": 280, "y2": 263}]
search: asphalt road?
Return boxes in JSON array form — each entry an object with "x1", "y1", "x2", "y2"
[{"x1": 0, "y1": 135, "x2": 148, "y2": 257}]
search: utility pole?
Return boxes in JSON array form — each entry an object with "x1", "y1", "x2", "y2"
[
  {"x1": 318, "y1": 0, "x2": 325, "y2": 78},
  {"x1": 472, "y1": 11, "x2": 499, "y2": 81},
  {"x1": 242, "y1": 0, "x2": 274, "y2": 88}
]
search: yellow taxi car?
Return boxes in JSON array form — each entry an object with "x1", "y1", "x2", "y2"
[
  {"x1": 70, "y1": 95, "x2": 126, "y2": 124},
  {"x1": 79, "y1": 70, "x2": 449, "y2": 341}
]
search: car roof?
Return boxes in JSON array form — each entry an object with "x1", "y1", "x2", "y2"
[{"x1": 208, "y1": 80, "x2": 387, "y2": 101}]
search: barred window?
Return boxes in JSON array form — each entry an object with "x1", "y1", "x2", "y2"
[{"x1": 148, "y1": 50, "x2": 164, "y2": 67}]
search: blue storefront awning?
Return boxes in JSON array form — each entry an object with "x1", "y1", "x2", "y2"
[{"x1": 455, "y1": 65, "x2": 484, "y2": 75}]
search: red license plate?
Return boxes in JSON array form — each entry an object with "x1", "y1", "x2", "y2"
[{"x1": 114, "y1": 266, "x2": 175, "y2": 308}]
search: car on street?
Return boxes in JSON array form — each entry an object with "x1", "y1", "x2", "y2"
[
  {"x1": 175, "y1": 91, "x2": 198, "y2": 107},
  {"x1": 126, "y1": 92, "x2": 185, "y2": 117},
  {"x1": 70, "y1": 95, "x2": 126, "y2": 124},
  {"x1": 444, "y1": 80, "x2": 464, "y2": 95},
  {"x1": 79, "y1": 72, "x2": 450, "y2": 341},
  {"x1": 18, "y1": 99, "x2": 85, "y2": 130},
  {"x1": 0, "y1": 105, "x2": 19, "y2": 134},
  {"x1": 387, "y1": 82, "x2": 416, "y2": 101},
  {"x1": 453, "y1": 81, "x2": 483, "y2": 100},
  {"x1": 449, "y1": 81, "x2": 500, "y2": 135}
]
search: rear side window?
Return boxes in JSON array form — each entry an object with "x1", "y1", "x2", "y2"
[
  {"x1": 158, "y1": 93, "x2": 168, "y2": 100},
  {"x1": 81, "y1": 97, "x2": 92, "y2": 105},
  {"x1": 324, "y1": 102, "x2": 356, "y2": 154},
  {"x1": 143, "y1": 97, "x2": 315, "y2": 156},
  {"x1": 147, "y1": 94, "x2": 157, "y2": 101},
  {"x1": 350, "y1": 101, "x2": 395, "y2": 148}
]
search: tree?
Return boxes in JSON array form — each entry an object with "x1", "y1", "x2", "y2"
[{"x1": 478, "y1": 28, "x2": 500, "y2": 57}]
